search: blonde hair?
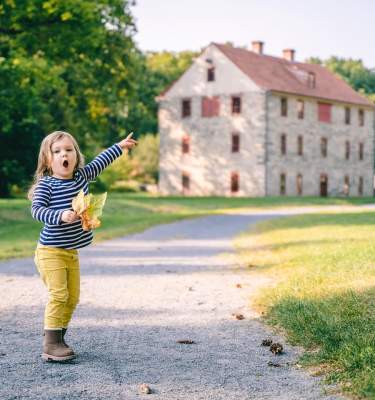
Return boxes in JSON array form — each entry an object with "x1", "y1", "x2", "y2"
[{"x1": 27, "y1": 131, "x2": 85, "y2": 201}]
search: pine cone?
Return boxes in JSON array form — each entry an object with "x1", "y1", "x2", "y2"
[{"x1": 270, "y1": 342, "x2": 283, "y2": 355}]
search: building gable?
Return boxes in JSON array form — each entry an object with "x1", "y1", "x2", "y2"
[{"x1": 160, "y1": 44, "x2": 262, "y2": 100}]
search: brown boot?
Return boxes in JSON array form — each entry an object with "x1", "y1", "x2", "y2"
[
  {"x1": 42, "y1": 329, "x2": 75, "y2": 362},
  {"x1": 61, "y1": 328, "x2": 75, "y2": 352}
]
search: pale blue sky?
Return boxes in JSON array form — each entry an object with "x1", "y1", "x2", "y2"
[{"x1": 131, "y1": 0, "x2": 375, "y2": 68}]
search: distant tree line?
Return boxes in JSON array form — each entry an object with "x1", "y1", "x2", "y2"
[{"x1": 0, "y1": 1, "x2": 373, "y2": 197}]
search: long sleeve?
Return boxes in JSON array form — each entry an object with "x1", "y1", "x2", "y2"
[
  {"x1": 78, "y1": 143, "x2": 123, "y2": 182},
  {"x1": 31, "y1": 181, "x2": 64, "y2": 225}
]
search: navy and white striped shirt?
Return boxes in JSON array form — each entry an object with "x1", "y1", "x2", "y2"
[{"x1": 31, "y1": 143, "x2": 123, "y2": 249}]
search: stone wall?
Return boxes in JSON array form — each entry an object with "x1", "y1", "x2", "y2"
[
  {"x1": 158, "y1": 90, "x2": 267, "y2": 196},
  {"x1": 266, "y1": 93, "x2": 375, "y2": 196}
]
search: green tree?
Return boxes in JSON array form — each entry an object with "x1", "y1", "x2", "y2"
[
  {"x1": 124, "y1": 50, "x2": 198, "y2": 136},
  {"x1": 0, "y1": 0, "x2": 138, "y2": 196}
]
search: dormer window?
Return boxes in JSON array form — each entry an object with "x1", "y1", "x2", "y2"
[
  {"x1": 307, "y1": 72, "x2": 316, "y2": 89},
  {"x1": 207, "y1": 67, "x2": 215, "y2": 82}
]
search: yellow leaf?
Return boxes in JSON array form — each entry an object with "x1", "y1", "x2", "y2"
[
  {"x1": 71, "y1": 189, "x2": 89, "y2": 215},
  {"x1": 86, "y1": 192, "x2": 107, "y2": 219},
  {"x1": 71, "y1": 190, "x2": 107, "y2": 231}
]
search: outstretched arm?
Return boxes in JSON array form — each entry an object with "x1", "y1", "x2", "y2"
[{"x1": 79, "y1": 133, "x2": 138, "y2": 182}]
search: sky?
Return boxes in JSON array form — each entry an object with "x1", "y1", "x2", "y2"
[{"x1": 131, "y1": 0, "x2": 375, "y2": 68}]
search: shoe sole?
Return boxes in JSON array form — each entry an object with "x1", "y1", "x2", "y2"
[{"x1": 41, "y1": 353, "x2": 76, "y2": 362}]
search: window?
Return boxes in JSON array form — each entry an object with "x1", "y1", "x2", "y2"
[
  {"x1": 345, "y1": 141, "x2": 350, "y2": 160},
  {"x1": 280, "y1": 173, "x2": 286, "y2": 195},
  {"x1": 231, "y1": 172, "x2": 239, "y2": 193},
  {"x1": 182, "y1": 135, "x2": 190, "y2": 154},
  {"x1": 359, "y1": 142, "x2": 364, "y2": 161},
  {"x1": 297, "y1": 135, "x2": 303, "y2": 156},
  {"x1": 318, "y1": 102, "x2": 331, "y2": 123},
  {"x1": 281, "y1": 97, "x2": 288, "y2": 117},
  {"x1": 321, "y1": 137, "x2": 327, "y2": 158},
  {"x1": 307, "y1": 72, "x2": 316, "y2": 89},
  {"x1": 343, "y1": 175, "x2": 350, "y2": 196},
  {"x1": 201, "y1": 96, "x2": 220, "y2": 117},
  {"x1": 281, "y1": 134, "x2": 287, "y2": 155},
  {"x1": 359, "y1": 177, "x2": 363, "y2": 196},
  {"x1": 297, "y1": 100, "x2": 304, "y2": 119},
  {"x1": 231, "y1": 96, "x2": 241, "y2": 114},
  {"x1": 182, "y1": 172, "x2": 190, "y2": 192},
  {"x1": 296, "y1": 174, "x2": 303, "y2": 195},
  {"x1": 207, "y1": 67, "x2": 215, "y2": 82},
  {"x1": 359, "y1": 109, "x2": 365, "y2": 127},
  {"x1": 182, "y1": 99, "x2": 191, "y2": 118},
  {"x1": 232, "y1": 133, "x2": 240, "y2": 153},
  {"x1": 345, "y1": 107, "x2": 351, "y2": 125}
]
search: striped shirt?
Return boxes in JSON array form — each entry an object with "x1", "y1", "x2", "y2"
[{"x1": 31, "y1": 143, "x2": 123, "y2": 249}]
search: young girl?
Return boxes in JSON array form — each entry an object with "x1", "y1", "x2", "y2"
[{"x1": 28, "y1": 130, "x2": 137, "y2": 362}]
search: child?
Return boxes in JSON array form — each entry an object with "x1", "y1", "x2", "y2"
[{"x1": 28, "y1": 130, "x2": 137, "y2": 361}]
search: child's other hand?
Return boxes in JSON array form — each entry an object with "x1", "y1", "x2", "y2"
[
  {"x1": 61, "y1": 210, "x2": 80, "y2": 224},
  {"x1": 118, "y1": 132, "x2": 138, "y2": 151}
]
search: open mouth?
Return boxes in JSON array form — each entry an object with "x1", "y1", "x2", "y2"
[{"x1": 63, "y1": 160, "x2": 69, "y2": 168}]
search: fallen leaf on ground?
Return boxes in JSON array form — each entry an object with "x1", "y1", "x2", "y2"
[
  {"x1": 176, "y1": 339, "x2": 196, "y2": 344},
  {"x1": 235, "y1": 283, "x2": 242, "y2": 288}
]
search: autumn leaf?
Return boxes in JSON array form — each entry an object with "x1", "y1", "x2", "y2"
[
  {"x1": 176, "y1": 339, "x2": 196, "y2": 344},
  {"x1": 71, "y1": 189, "x2": 107, "y2": 231}
]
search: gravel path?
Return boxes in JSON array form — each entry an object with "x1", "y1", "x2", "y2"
[{"x1": 0, "y1": 209, "x2": 351, "y2": 400}]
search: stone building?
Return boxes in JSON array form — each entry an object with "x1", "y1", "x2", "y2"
[{"x1": 157, "y1": 42, "x2": 375, "y2": 197}]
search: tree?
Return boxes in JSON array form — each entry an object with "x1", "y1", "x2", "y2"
[
  {"x1": 0, "y1": 0, "x2": 138, "y2": 196},
  {"x1": 123, "y1": 50, "x2": 198, "y2": 137}
]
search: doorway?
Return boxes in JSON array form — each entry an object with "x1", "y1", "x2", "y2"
[{"x1": 320, "y1": 174, "x2": 328, "y2": 197}]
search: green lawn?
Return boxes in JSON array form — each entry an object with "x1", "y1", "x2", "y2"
[
  {"x1": 0, "y1": 193, "x2": 373, "y2": 261},
  {"x1": 235, "y1": 211, "x2": 375, "y2": 399}
]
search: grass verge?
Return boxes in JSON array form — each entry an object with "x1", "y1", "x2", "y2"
[
  {"x1": 235, "y1": 211, "x2": 375, "y2": 399},
  {"x1": 0, "y1": 193, "x2": 373, "y2": 261}
]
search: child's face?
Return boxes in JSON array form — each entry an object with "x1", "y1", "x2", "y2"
[{"x1": 49, "y1": 136, "x2": 77, "y2": 179}]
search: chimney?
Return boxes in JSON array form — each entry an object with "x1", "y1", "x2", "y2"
[
  {"x1": 283, "y1": 49, "x2": 295, "y2": 62},
  {"x1": 252, "y1": 41, "x2": 264, "y2": 55}
]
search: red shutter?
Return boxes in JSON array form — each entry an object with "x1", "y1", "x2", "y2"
[
  {"x1": 201, "y1": 97, "x2": 209, "y2": 117},
  {"x1": 318, "y1": 103, "x2": 331, "y2": 123},
  {"x1": 212, "y1": 96, "x2": 220, "y2": 116},
  {"x1": 202, "y1": 96, "x2": 220, "y2": 117}
]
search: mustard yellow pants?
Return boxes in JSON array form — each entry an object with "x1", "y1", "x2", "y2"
[{"x1": 34, "y1": 244, "x2": 80, "y2": 329}]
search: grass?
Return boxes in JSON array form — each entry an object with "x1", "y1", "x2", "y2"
[
  {"x1": 0, "y1": 193, "x2": 374, "y2": 261},
  {"x1": 235, "y1": 211, "x2": 375, "y2": 399}
]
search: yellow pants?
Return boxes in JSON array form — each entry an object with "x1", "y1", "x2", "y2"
[{"x1": 34, "y1": 244, "x2": 80, "y2": 329}]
